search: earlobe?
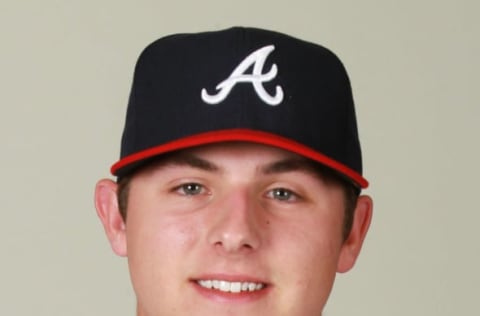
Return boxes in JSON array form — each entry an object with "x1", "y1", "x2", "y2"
[
  {"x1": 337, "y1": 195, "x2": 373, "y2": 273},
  {"x1": 94, "y1": 179, "x2": 128, "y2": 257}
]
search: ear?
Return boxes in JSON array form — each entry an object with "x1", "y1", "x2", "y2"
[
  {"x1": 337, "y1": 195, "x2": 373, "y2": 273},
  {"x1": 94, "y1": 179, "x2": 127, "y2": 257}
]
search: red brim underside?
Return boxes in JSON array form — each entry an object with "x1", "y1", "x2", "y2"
[{"x1": 110, "y1": 129, "x2": 368, "y2": 188}]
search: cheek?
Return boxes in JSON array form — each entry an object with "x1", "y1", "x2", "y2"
[
  {"x1": 271, "y1": 211, "x2": 345, "y2": 294},
  {"x1": 276, "y1": 221, "x2": 342, "y2": 272},
  {"x1": 124, "y1": 201, "x2": 202, "y2": 298},
  {"x1": 126, "y1": 207, "x2": 200, "y2": 264},
  {"x1": 125, "y1": 186, "x2": 202, "y2": 253},
  {"x1": 271, "y1": 226, "x2": 342, "y2": 314}
]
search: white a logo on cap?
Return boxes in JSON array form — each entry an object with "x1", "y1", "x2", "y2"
[{"x1": 201, "y1": 45, "x2": 284, "y2": 106}]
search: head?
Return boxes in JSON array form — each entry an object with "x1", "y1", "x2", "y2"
[{"x1": 95, "y1": 27, "x2": 372, "y2": 316}]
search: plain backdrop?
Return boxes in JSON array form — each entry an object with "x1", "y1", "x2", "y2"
[{"x1": 1, "y1": 1, "x2": 478, "y2": 315}]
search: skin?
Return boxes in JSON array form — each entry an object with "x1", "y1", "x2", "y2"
[{"x1": 95, "y1": 142, "x2": 372, "y2": 316}]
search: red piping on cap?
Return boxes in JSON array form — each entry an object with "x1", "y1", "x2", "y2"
[{"x1": 111, "y1": 129, "x2": 368, "y2": 188}]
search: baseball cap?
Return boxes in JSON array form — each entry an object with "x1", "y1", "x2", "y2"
[{"x1": 111, "y1": 27, "x2": 368, "y2": 189}]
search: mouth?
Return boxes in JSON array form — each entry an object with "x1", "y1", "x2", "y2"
[{"x1": 196, "y1": 279, "x2": 266, "y2": 293}]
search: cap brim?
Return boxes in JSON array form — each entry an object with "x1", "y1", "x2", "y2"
[{"x1": 111, "y1": 129, "x2": 368, "y2": 188}]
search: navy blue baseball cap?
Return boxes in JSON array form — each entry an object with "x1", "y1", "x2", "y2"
[{"x1": 111, "y1": 27, "x2": 368, "y2": 189}]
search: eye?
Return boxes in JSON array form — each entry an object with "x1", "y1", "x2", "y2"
[
  {"x1": 267, "y1": 188, "x2": 298, "y2": 202},
  {"x1": 175, "y1": 183, "x2": 205, "y2": 196}
]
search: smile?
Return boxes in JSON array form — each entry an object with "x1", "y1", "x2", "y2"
[{"x1": 196, "y1": 280, "x2": 265, "y2": 293}]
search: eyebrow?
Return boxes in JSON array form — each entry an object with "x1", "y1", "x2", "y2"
[
  {"x1": 151, "y1": 153, "x2": 324, "y2": 178},
  {"x1": 261, "y1": 157, "x2": 320, "y2": 175},
  {"x1": 159, "y1": 153, "x2": 220, "y2": 172}
]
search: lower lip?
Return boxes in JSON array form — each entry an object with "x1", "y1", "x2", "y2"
[{"x1": 191, "y1": 281, "x2": 270, "y2": 303}]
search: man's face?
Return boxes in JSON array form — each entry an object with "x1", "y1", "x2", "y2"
[{"x1": 95, "y1": 143, "x2": 372, "y2": 316}]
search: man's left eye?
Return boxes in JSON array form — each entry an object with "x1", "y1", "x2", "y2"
[{"x1": 267, "y1": 188, "x2": 298, "y2": 202}]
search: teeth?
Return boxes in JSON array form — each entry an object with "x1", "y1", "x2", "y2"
[
  {"x1": 220, "y1": 281, "x2": 230, "y2": 292},
  {"x1": 197, "y1": 280, "x2": 265, "y2": 293},
  {"x1": 230, "y1": 282, "x2": 241, "y2": 293},
  {"x1": 241, "y1": 282, "x2": 249, "y2": 291}
]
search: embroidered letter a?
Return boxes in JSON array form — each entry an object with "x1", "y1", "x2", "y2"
[{"x1": 201, "y1": 45, "x2": 284, "y2": 106}]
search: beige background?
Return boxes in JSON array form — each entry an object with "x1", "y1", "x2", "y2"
[{"x1": 1, "y1": 0, "x2": 478, "y2": 315}]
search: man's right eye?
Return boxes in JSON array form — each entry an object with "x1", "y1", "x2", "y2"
[{"x1": 175, "y1": 183, "x2": 205, "y2": 196}]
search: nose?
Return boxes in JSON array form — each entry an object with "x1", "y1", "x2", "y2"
[{"x1": 206, "y1": 188, "x2": 262, "y2": 254}]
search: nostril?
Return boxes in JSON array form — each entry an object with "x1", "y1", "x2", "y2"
[{"x1": 212, "y1": 231, "x2": 259, "y2": 253}]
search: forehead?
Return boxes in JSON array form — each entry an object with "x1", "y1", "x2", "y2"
[
  {"x1": 133, "y1": 142, "x2": 348, "y2": 186},
  {"x1": 180, "y1": 142, "x2": 300, "y2": 162},
  {"x1": 140, "y1": 142, "x2": 309, "y2": 172}
]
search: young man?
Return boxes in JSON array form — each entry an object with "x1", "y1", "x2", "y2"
[{"x1": 95, "y1": 27, "x2": 373, "y2": 316}]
